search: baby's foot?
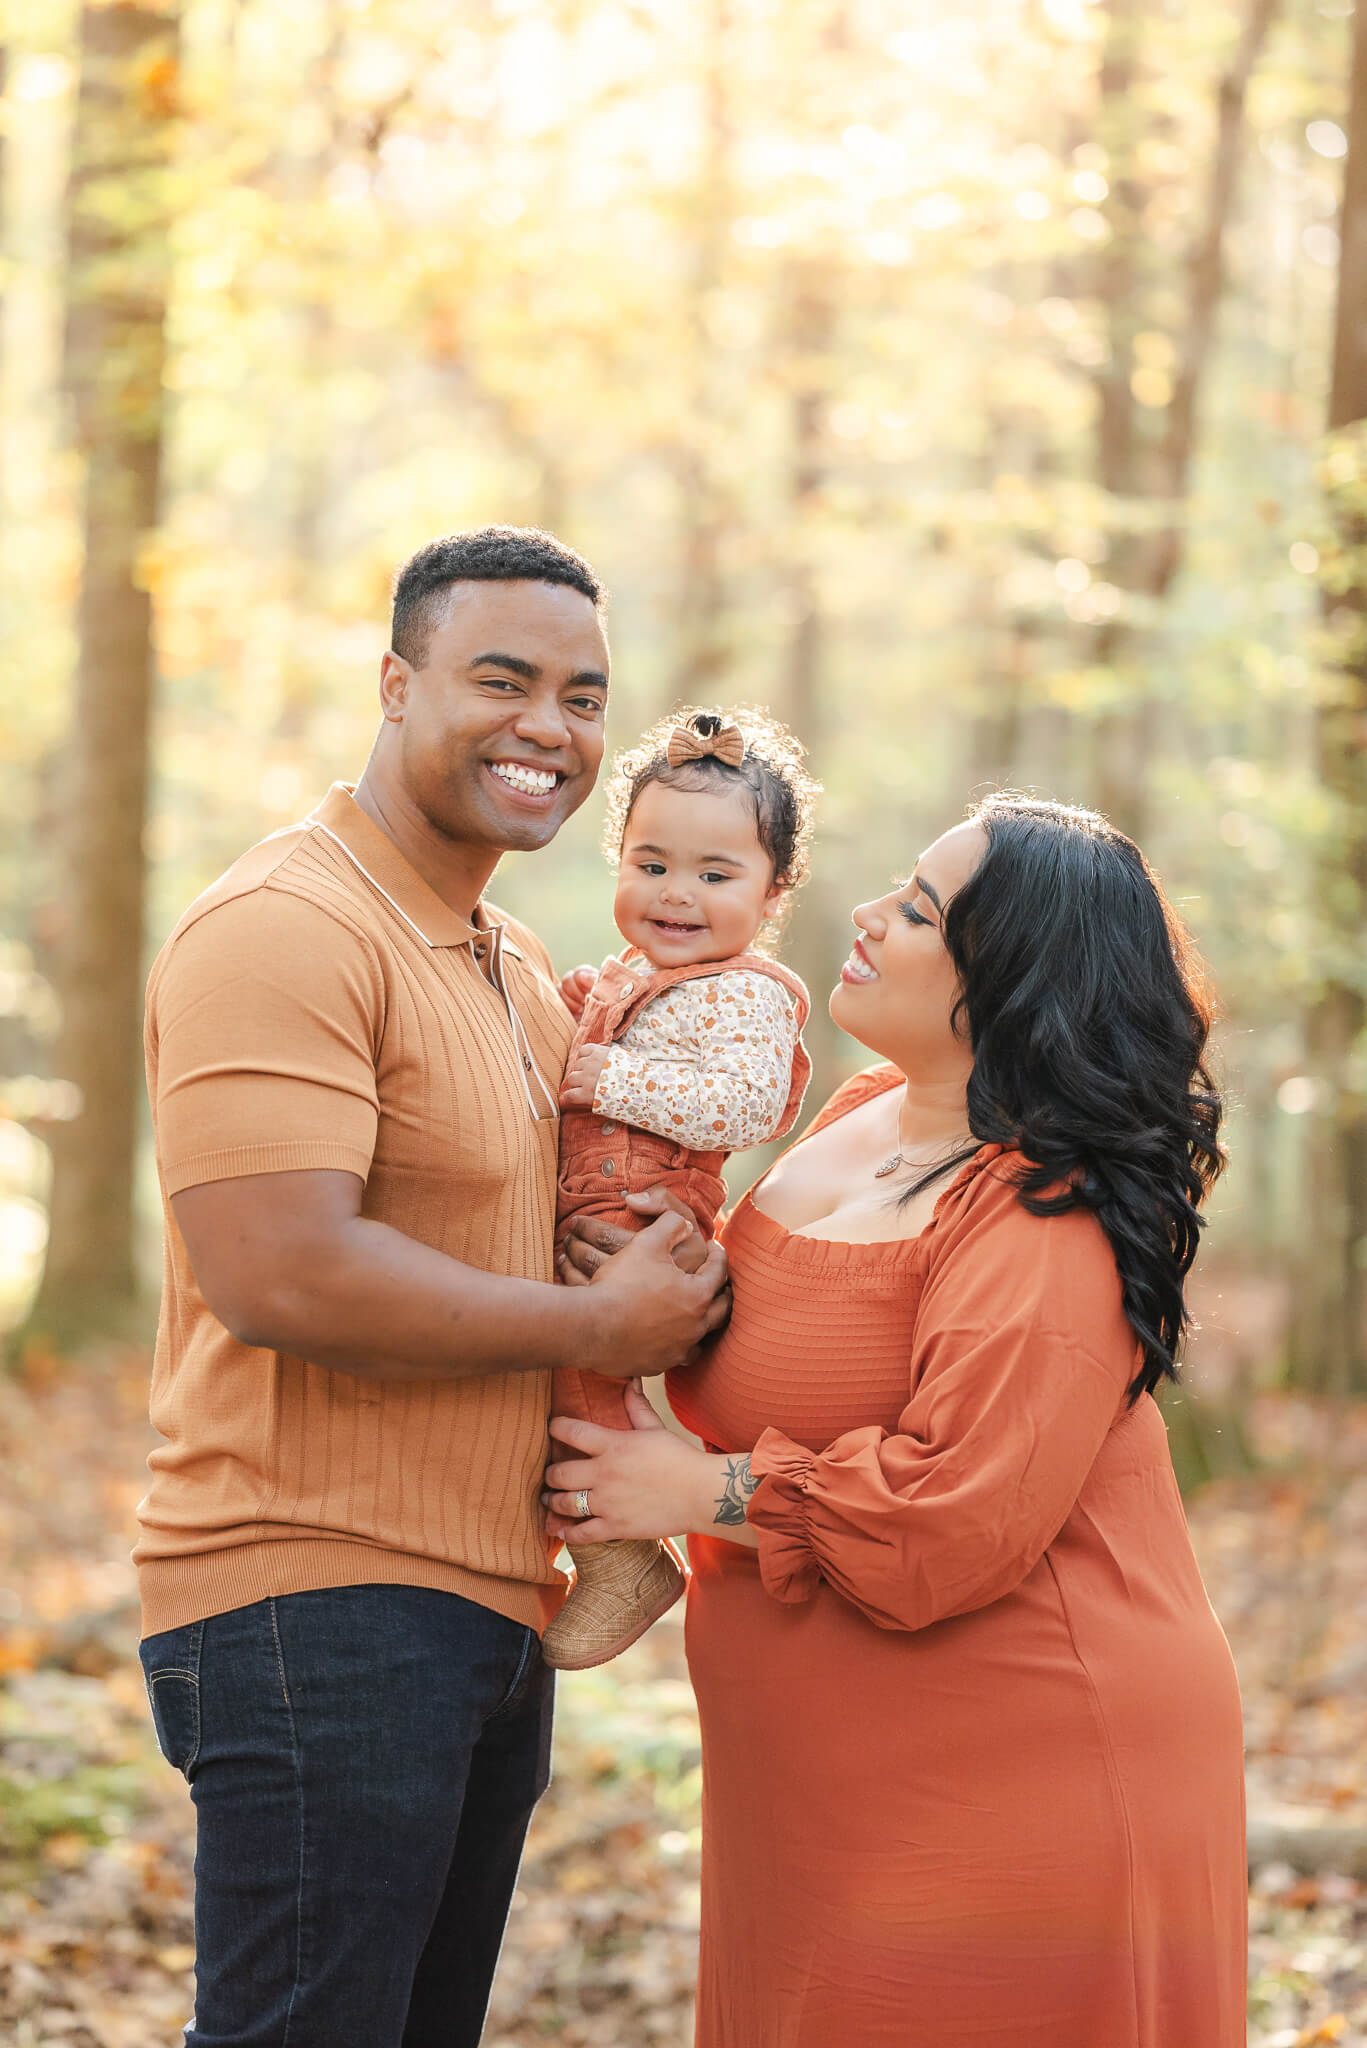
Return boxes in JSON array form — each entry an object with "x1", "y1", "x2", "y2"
[{"x1": 541, "y1": 1537, "x2": 686, "y2": 1670}]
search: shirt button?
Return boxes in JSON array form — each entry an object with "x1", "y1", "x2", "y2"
[
  {"x1": 600, "y1": 1121, "x2": 617, "y2": 1136},
  {"x1": 473, "y1": 945, "x2": 486, "y2": 959},
  {"x1": 600, "y1": 1160, "x2": 616, "y2": 1177},
  {"x1": 522, "y1": 1055, "x2": 533, "y2": 1071}
]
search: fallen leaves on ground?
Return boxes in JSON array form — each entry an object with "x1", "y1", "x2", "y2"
[{"x1": 2, "y1": 1360, "x2": 1367, "y2": 2044}]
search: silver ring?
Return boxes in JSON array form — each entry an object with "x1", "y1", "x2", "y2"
[{"x1": 573, "y1": 1488, "x2": 592, "y2": 1521}]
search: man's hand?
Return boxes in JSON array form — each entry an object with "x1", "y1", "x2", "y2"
[
  {"x1": 560, "y1": 1187, "x2": 713, "y2": 1278},
  {"x1": 575, "y1": 1210, "x2": 730, "y2": 1378},
  {"x1": 558, "y1": 964, "x2": 598, "y2": 1020},
  {"x1": 559, "y1": 1041, "x2": 609, "y2": 1111}
]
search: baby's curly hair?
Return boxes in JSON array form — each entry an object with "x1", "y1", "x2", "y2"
[{"x1": 602, "y1": 706, "x2": 820, "y2": 941}]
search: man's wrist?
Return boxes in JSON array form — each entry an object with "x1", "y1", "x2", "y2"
[{"x1": 559, "y1": 1280, "x2": 610, "y2": 1373}]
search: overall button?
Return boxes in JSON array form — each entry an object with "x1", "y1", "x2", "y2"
[
  {"x1": 600, "y1": 1121, "x2": 617, "y2": 1136},
  {"x1": 620, "y1": 981, "x2": 634, "y2": 996},
  {"x1": 600, "y1": 1160, "x2": 616, "y2": 1177}
]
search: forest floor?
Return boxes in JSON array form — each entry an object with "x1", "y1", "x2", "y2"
[{"x1": 0, "y1": 1355, "x2": 1365, "y2": 2045}]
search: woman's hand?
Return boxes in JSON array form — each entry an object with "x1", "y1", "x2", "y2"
[
  {"x1": 558, "y1": 1187, "x2": 721, "y2": 1284},
  {"x1": 543, "y1": 1385, "x2": 758, "y2": 1547}
]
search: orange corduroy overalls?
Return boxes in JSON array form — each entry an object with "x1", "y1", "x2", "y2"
[{"x1": 554, "y1": 949, "x2": 811, "y2": 1430}]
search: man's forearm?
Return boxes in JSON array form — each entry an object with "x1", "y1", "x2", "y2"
[{"x1": 233, "y1": 1213, "x2": 599, "y2": 1383}]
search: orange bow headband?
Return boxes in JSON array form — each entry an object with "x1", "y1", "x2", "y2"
[{"x1": 665, "y1": 716, "x2": 746, "y2": 770}]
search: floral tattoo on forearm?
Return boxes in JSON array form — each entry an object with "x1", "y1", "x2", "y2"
[{"x1": 713, "y1": 1454, "x2": 759, "y2": 1526}]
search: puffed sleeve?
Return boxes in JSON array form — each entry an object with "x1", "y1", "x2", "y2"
[{"x1": 745, "y1": 1165, "x2": 1139, "y2": 1631}]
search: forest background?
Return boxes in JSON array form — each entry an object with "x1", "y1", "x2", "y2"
[{"x1": 0, "y1": 0, "x2": 1364, "y2": 2042}]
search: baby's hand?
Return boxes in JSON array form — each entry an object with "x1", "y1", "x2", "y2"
[
  {"x1": 560, "y1": 1042, "x2": 610, "y2": 1110},
  {"x1": 558, "y1": 965, "x2": 598, "y2": 1020}
]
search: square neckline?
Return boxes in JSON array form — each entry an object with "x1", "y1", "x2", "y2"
[{"x1": 739, "y1": 1064, "x2": 1002, "y2": 1257}]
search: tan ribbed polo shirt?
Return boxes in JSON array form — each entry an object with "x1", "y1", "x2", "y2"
[{"x1": 136, "y1": 782, "x2": 576, "y2": 1639}]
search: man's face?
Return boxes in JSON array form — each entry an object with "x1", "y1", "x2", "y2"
[{"x1": 386, "y1": 579, "x2": 610, "y2": 854}]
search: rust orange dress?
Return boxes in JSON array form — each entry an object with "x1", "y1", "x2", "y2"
[{"x1": 667, "y1": 1068, "x2": 1246, "y2": 2048}]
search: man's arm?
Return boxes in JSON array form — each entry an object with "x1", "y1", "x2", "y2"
[{"x1": 173, "y1": 1167, "x2": 729, "y2": 1384}]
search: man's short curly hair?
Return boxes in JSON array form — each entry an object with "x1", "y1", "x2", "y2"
[
  {"x1": 390, "y1": 526, "x2": 605, "y2": 668},
  {"x1": 602, "y1": 706, "x2": 820, "y2": 944}
]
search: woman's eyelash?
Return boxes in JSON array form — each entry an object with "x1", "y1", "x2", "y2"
[{"x1": 899, "y1": 901, "x2": 931, "y2": 926}]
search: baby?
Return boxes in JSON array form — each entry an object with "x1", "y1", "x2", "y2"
[{"x1": 542, "y1": 707, "x2": 820, "y2": 1671}]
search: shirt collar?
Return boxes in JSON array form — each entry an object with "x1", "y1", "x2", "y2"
[{"x1": 307, "y1": 783, "x2": 519, "y2": 954}]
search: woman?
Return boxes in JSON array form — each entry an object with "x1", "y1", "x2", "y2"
[{"x1": 545, "y1": 795, "x2": 1246, "y2": 2048}]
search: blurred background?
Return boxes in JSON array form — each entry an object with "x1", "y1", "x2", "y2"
[{"x1": 0, "y1": 0, "x2": 1364, "y2": 2042}]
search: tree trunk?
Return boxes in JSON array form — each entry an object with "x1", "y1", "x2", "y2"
[
  {"x1": 1089, "y1": 0, "x2": 1277, "y2": 840},
  {"x1": 25, "y1": 3, "x2": 180, "y2": 1348},
  {"x1": 770, "y1": 2, "x2": 852, "y2": 1106},
  {"x1": 778, "y1": 260, "x2": 843, "y2": 1101},
  {"x1": 670, "y1": 0, "x2": 733, "y2": 704},
  {"x1": 1287, "y1": 0, "x2": 1367, "y2": 1393},
  {"x1": 1088, "y1": 0, "x2": 1147, "y2": 836}
]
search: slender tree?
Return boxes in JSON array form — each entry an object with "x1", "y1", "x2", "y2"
[
  {"x1": 1089, "y1": 0, "x2": 1279, "y2": 839},
  {"x1": 772, "y1": 4, "x2": 850, "y2": 1101},
  {"x1": 1289, "y1": 0, "x2": 1367, "y2": 1393},
  {"x1": 26, "y1": 2, "x2": 181, "y2": 1346},
  {"x1": 667, "y1": 0, "x2": 735, "y2": 702}
]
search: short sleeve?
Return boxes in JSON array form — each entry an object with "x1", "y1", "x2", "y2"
[{"x1": 148, "y1": 886, "x2": 384, "y2": 1195}]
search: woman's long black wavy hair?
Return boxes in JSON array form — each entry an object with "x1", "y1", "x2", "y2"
[{"x1": 908, "y1": 795, "x2": 1224, "y2": 1403}]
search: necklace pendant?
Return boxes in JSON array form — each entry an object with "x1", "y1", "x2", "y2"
[{"x1": 873, "y1": 1152, "x2": 902, "y2": 1179}]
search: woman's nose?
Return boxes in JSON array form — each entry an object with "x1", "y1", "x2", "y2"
[{"x1": 852, "y1": 898, "x2": 885, "y2": 936}]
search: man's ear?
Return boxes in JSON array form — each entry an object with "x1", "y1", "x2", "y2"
[{"x1": 378, "y1": 650, "x2": 411, "y2": 723}]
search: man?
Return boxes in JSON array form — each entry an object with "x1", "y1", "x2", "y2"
[{"x1": 136, "y1": 526, "x2": 727, "y2": 2048}]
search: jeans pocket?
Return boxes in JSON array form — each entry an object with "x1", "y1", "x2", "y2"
[{"x1": 140, "y1": 1621, "x2": 204, "y2": 1777}]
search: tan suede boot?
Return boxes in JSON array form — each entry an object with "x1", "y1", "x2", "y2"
[{"x1": 541, "y1": 1537, "x2": 687, "y2": 1670}]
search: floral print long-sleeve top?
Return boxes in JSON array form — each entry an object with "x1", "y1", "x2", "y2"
[{"x1": 590, "y1": 966, "x2": 802, "y2": 1152}]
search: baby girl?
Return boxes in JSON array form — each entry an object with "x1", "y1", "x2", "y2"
[{"x1": 542, "y1": 707, "x2": 819, "y2": 1671}]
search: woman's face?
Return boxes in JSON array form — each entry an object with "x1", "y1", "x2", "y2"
[{"x1": 829, "y1": 820, "x2": 987, "y2": 1073}]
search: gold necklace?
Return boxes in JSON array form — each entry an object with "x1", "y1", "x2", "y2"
[{"x1": 874, "y1": 1110, "x2": 974, "y2": 1181}]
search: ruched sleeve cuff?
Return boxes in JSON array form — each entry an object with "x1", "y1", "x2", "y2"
[{"x1": 747, "y1": 1428, "x2": 822, "y2": 1604}]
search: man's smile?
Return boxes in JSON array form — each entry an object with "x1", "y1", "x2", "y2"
[{"x1": 485, "y1": 759, "x2": 566, "y2": 802}]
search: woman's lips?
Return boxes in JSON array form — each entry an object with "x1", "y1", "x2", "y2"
[{"x1": 840, "y1": 936, "x2": 879, "y2": 984}]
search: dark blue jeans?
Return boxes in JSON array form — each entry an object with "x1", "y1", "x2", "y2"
[{"x1": 139, "y1": 1584, "x2": 553, "y2": 2048}]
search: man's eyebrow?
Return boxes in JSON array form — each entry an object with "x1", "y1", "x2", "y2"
[
  {"x1": 467, "y1": 651, "x2": 608, "y2": 692},
  {"x1": 912, "y1": 872, "x2": 943, "y2": 912},
  {"x1": 469, "y1": 650, "x2": 539, "y2": 678}
]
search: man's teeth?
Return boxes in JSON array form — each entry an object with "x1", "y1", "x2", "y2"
[
  {"x1": 490, "y1": 762, "x2": 559, "y2": 795},
  {"x1": 844, "y1": 949, "x2": 878, "y2": 981}
]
